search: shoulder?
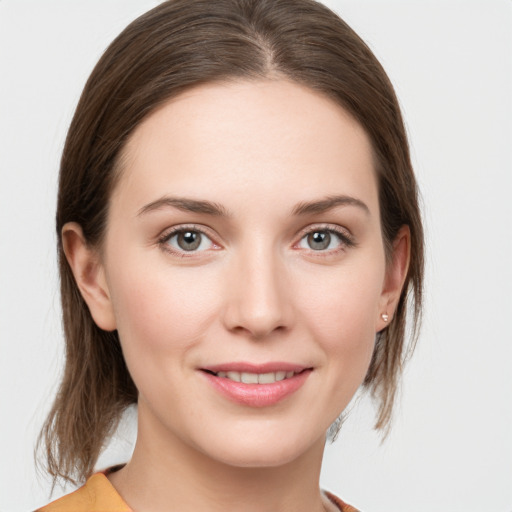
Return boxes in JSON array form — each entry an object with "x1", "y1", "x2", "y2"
[
  {"x1": 324, "y1": 490, "x2": 361, "y2": 512},
  {"x1": 35, "y1": 470, "x2": 131, "y2": 512}
]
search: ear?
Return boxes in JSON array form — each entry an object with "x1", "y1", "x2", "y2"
[
  {"x1": 62, "y1": 222, "x2": 117, "y2": 331},
  {"x1": 377, "y1": 225, "x2": 411, "y2": 332}
]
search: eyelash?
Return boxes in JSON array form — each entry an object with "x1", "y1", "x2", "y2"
[
  {"x1": 295, "y1": 225, "x2": 356, "y2": 256},
  {"x1": 157, "y1": 224, "x2": 219, "y2": 258},
  {"x1": 157, "y1": 224, "x2": 355, "y2": 258}
]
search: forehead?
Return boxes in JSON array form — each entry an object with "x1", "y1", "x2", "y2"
[{"x1": 113, "y1": 79, "x2": 378, "y2": 216}]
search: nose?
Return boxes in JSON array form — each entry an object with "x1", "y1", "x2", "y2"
[{"x1": 222, "y1": 245, "x2": 294, "y2": 340}]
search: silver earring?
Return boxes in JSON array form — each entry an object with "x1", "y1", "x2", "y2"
[{"x1": 381, "y1": 313, "x2": 389, "y2": 322}]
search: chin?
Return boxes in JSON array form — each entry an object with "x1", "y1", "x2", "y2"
[
  {"x1": 194, "y1": 424, "x2": 325, "y2": 469},
  {"x1": 212, "y1": 446, "x2": 309, "y2": 469}
]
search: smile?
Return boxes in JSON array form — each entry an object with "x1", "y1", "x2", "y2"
[{"x1": 200, "y1": 363, "x2": 312, "y2": 407}]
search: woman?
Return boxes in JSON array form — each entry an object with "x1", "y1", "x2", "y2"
[{"x1": 35, "y1": 0, "x2": 423, "y2": 510}]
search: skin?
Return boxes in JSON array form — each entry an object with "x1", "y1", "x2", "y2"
[{"x1": 63, "y1": 79, "x2": 410, "y2": 512}]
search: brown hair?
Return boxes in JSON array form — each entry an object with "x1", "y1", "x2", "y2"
[{"x1": 37, "y1": 0, "x2": 424, "y2": 488}]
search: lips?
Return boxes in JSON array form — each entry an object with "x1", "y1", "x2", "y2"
[{"x1": 200, "y1": 362, "x2": 312, "y2": 407}]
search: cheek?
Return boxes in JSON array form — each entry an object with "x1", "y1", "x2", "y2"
[
  {"x1": 106, "y1": 252, "x2": 221, "y2": 360},
  {"x1": 299, "y1": 262, "x2": 383, "y2": 335},
  {"x1": 280, "y1": 258, "x2": 385, "y2": 427},
  {"x1": 294, "y1": 259, "x2": 384, "y2": 374}
]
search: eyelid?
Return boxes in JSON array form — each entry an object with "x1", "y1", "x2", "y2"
[
  {"x1": 156, "y1": 222, "x2": 355, "y2": 258},
  {"x1": 157, "y1": 224, "x2": 222, "y2": 256},
  {"x1": 294, "y1": 224, "x2": 356, "y2": 252}
]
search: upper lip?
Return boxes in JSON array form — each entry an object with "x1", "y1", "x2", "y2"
[{"x1": 200, "y1": 362, "x2": 311, "y2": 374}]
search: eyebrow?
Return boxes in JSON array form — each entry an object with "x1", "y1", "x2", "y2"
[
  {"x1": 137, "y1": 196, "x2": 232, "y2": 217},
  {"x1": 291, "y1": 195, "x2": 370, "y2": 216},
  {"x1": 137, "y1": 194, "x2": 370, "y2": 218}
]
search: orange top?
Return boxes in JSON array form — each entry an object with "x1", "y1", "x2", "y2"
[
  {"x1": 36, "y1": 467, "x2": 359, "y2": 512},
  {"x1": 36, "y1": 467, "x2": 131, "y2": 512}
]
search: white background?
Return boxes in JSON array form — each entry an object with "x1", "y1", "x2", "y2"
[{"x1": 0, "y1": 1, "x2": 511, "y2": 511}]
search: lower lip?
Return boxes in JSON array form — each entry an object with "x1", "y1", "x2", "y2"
[{"x1": 201, "y1": 370, "x2": 312, "y2": 407}]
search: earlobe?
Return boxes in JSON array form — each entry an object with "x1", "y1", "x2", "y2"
[
  {"x1": 61, "y1": 222, "x2": 117, "y2": 331},
  {"x1": 377, "y1": 225, "x2": 411, "y2": 330}
]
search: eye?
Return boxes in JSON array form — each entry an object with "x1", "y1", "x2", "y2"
[
  {"x1": 160, "y1": 228, "x2": 216, "y2": 254},
  {"x1": 297, "y1": 228, "x2": 353, "y2": 252}
]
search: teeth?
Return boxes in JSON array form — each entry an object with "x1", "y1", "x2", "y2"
[
  {"x1": 215, "y1": 370, "x2": 298, "y2": 384},
  {"x1": 226, "y1": 371, "x2": 241, "y2": 382},
  {"x1": 241, "y1": 372, "x2": 259, "y2": 384},
  {"x1": 258, "y1": 372, "x2": 276, "y2": 384}
]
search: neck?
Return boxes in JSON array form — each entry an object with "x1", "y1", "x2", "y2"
[{"x1": 108, "y1": 404, "x2": 329, "y2": 512}]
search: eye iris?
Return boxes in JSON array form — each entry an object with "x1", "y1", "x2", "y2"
[
  {"x1": 307, "y1": 231, "x2": 331, "y2": 250},
  {"x1": 177, "y1": 231, "x2": 201, "y2": 251}
]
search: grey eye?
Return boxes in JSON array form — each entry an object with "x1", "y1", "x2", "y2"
[
  {"x1": 176, "y1": 231, "x2": 202, "y2": 251},
  {"x1": 298, "y1": 229, "x2": 349, "y2": 252},
  {"x1": 166, "y1": 230, "x2": 214, "y2": 252},
  {"x1": 307, "y1": 231, "x2": 331, "y2": 250}
]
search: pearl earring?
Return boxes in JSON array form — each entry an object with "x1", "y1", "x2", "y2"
[{"x1": 381, "y1": 313, "x2": 389, "y2": 322}]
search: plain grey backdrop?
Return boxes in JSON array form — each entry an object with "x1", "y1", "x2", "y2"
[{"x1": 0, "y1": 1, "x2": 511, "y2": 510}]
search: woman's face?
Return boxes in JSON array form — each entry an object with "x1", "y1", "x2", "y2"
[{"x1": 93, "y1": 80, "x2": 395, "y2": 467}]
